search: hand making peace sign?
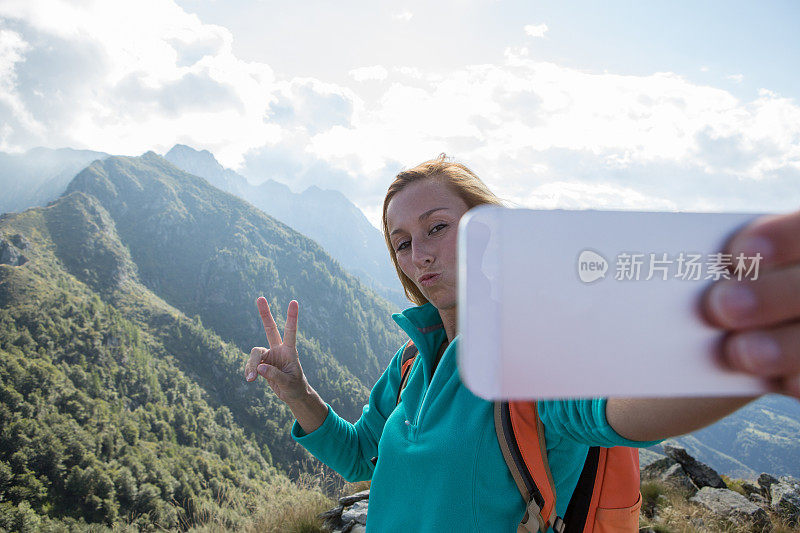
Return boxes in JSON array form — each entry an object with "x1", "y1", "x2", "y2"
[{"x1": 244, "y1": 297, "x2": 310, "y2": 404}]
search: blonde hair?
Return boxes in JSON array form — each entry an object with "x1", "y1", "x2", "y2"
[{"x1": 382, "y1": 154, "x2": 503, "y2": 306}]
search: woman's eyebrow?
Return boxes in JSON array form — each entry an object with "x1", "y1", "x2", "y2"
[
  {"x1": 389, "y1": 207, "x2": 449, "y2": 236},
  {"x1": 418, "y1": 207, "x2": 448, "y2": 222}
]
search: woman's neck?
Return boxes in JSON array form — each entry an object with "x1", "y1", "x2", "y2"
[{"x1": 438, "y1": 306, "x2": 456, "y2": 343}]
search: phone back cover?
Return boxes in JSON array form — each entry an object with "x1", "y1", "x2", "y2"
[{"x1": 457, "y1": 206, "x2": 770, "y2": 400}]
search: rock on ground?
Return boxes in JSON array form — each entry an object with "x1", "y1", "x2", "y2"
[
  {"x1": 0, "y1": 237, "x2": 28, "y2": 266},
  {"x1": 661, "y1": 463, "x2": 698, "y2": 494},
  {"x1": 690, "y1": 487, "x2": 769, "y2": 530},
  {"x1": 642, "y1": 457, "x2": 698, "y2": 494},
  {"x1": 339, "y1": 490, "x2": 370, "y2": 507},
  {"x1": 340, "y1": 500, "x2": 368, "y2": 526},
  {"x1": 641, "y1": 457, "x2": 676, "y2": 479},
  {"x1": 770, "y1": 477, "x2": 800, "y2": 526},
  {"x1": 758, "y1": 473, "x2": 778, "y2": 499},
  {"x1": 663, "y1": 445, "x2": 726, "y2": 490},
  {"x1": 748, "y1": 493, "x2": 768, "y2": 507},
  {"x1": 320, "y1": 490, "x2": 371, "y2": 533}
]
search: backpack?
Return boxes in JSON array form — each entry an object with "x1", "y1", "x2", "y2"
[{"x1": 396, "y1": 340, "x2": 642, "y2": 533}]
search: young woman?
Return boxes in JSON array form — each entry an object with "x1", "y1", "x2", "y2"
[{"x1": 245, "y1": 155, "x2": 800, "y2": 532}]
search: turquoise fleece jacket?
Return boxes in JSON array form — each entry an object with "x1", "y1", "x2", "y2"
[{"x1": 292, "y1": 303, "x2": 661, "y2": 532}]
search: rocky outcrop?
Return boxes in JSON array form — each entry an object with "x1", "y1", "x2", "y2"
[
  {"x1": 0, "y1": 234, "x2": 29, "y2": 266},
  {"x1": 661, "y1": 463, "x2": 699, "y2": 494},
  {"x1": 319, "y1": 489, "x2": 370, "y2": 533},
  {"x1": 641, "y1": 457, "x2": 697, "y2": 494},
  {"x1": 690, "y1": 487, "x2": 770, "y2": 529},
  {"x1": 641, "y1": 457, "x2": 674, "y2": 478},
  {"x1": 758, "y1": 473, "x2": 779, "y2": 500},
  {"x1": 741, "y1": 482, "x2": 760, "y2": 497},
  {"x1": 9, "y1": 234, "x2": 30, "y2": 250},
  {"x1": 663, "y1": 445, "x2": 727, "y2": 489},
  {"x1": 770, "y1": 476, "x2": 800, "y2": 526}
]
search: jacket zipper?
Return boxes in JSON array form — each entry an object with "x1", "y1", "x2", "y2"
[{"x1": 412, "y1": 341, "x2": 450, "y2": 428}]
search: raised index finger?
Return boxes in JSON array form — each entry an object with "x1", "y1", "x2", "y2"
[
  {"x1": 283, "y1": 300, "x2": 299, "y2": 350},
  {"x1": 256, "y1": 297, "x2": 282, "y2": 348}
]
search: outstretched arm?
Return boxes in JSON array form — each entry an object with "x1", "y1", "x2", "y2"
[
  {"x1": 606, "y1": 396, "x2": 754, "y2": 442},
  {"x1": 607, "y1": 209, "x2": 800, "y2": 441}
]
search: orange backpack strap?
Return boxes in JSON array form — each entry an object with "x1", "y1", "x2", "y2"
[
  {"x1": 396, "y1": 340, "x2": 418, "y2": 406},
  {"x1": 494, "y1": 401, "x2": 564, "y2": 533},
  {"x1": 497, "y1": 401, "x2": 641, "y2": 533},
  {"x1": 562, "y1": 446, "x2": 641, "y2": 533}
]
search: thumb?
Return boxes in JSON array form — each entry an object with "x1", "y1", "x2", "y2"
[{"x1": 257, "y1": 363, "x2": 277, "y2": 380}]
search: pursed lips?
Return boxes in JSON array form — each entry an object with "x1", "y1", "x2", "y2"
[{"x1": 418, "y1": 273, "x2": 440, "y2": 284}]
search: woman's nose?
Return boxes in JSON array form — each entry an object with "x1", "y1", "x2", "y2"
[{"x1": 412, "y1": 242, "x2": 434, "y2": 266}]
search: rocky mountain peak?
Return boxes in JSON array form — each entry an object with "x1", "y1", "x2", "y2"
[{"x1": 165, "y1": 144, "x2": 223, "y2": 173}]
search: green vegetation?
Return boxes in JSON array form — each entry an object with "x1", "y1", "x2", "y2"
[
  {"x1": 637, "y1": 479, "x2": 799, "y2": 533},
  {"x1": 641, "y1": 480, "x2": 668, "y2": 519},
  {"x1": 65, "y1": 153, "x2": 404, "y2": 397},
  {"x1": 0, "y1": 276, "x2": 278, "y2": 528},
  {"x1": 0, "y1": 152, "x2": 406, "y2": 529},
  {"x1": 721, "y1": 475, "x2": 749, "y2": 497}
]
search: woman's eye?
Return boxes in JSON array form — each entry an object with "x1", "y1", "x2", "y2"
[
  {"x1": 429, "y1": 223, "x2": 447, "y2": 235},
  {"x1": 396, "y1": 240, "x2": 410, "y2": 252}
]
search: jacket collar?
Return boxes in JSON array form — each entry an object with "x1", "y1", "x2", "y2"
[{"x1": 392, "y1": 302, "x2": 448, "y2": 357}]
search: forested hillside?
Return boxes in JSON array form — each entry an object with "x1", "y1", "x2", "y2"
[
  {"x1": 0, "y1": 153, "x2": 406, "y2": 529},
  {"x1": 65, "y1": 153, "x2": 402, "y2": 389}
]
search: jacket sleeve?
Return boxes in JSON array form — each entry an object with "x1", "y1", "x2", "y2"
[
  {"x1": 290, "y1": 345, "x2": 406, "y2": 482},
  {"x1": 538, "y1": 398, "x2": 664, "y2": 448}
]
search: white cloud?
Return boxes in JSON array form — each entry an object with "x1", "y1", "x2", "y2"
[
  {"x1": 726, "y1": 73, "x2": 744, "y2": 83},
  {"x1": 524, "y1": 23, "x2": 548, "y2": 38},
  {"x1": 296, "y1": 53, "x2": 800, "y2": 216},
  {"x1": 0, "y1": 28, "x2": 26, "y2": 79},
  {"x1": 395, "y1": 66, "x2": 425, "y2": 79},
  {"x1": 0, "y1": 1, "x2": 297, "y2": 166},
  {"x1": 0, "y1": 27, "x2": 42, "y2": 150},
  {"x1": 520, "y1": 181, "x2": 679, "y2": 211},
  {"x1": 392, "y1": 10, "x2": 413, "y2": 22},
  {"x1": 1, "y1": 0, "x2": 798, "y2": 222},
  {"x1": 349, "y1": 65, "x2": 389, "y2": 82}
]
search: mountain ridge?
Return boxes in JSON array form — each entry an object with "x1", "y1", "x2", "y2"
[
  {"x1": 63, "y1": 151, "x2": 401, "y2": 395},
  {"x1": 1, "y1": 150, "x2": 410, "y2": 527},
  {"x1": 163, "y1": 144, "x2": 407, "y2": 309}
]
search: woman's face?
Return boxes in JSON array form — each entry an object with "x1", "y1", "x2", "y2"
[{"x1": 386, "y1": 179, "x2": 470, "y2": 311}]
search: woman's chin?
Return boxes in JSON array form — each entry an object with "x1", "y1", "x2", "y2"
[
  {"x1": 426, "y1": 293, "x2": 456, "y2": 312},
  {"x1": 416, "y1": 282, "x2": 456, "y2": 310}
]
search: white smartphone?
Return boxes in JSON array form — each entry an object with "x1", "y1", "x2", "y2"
[{"x1": 457, "y1": 206, "x2": 772, "y2": 400}]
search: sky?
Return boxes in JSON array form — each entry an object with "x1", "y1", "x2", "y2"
[{"x1": 1, "y1": 0, "x2": 799, "y2": 228}]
